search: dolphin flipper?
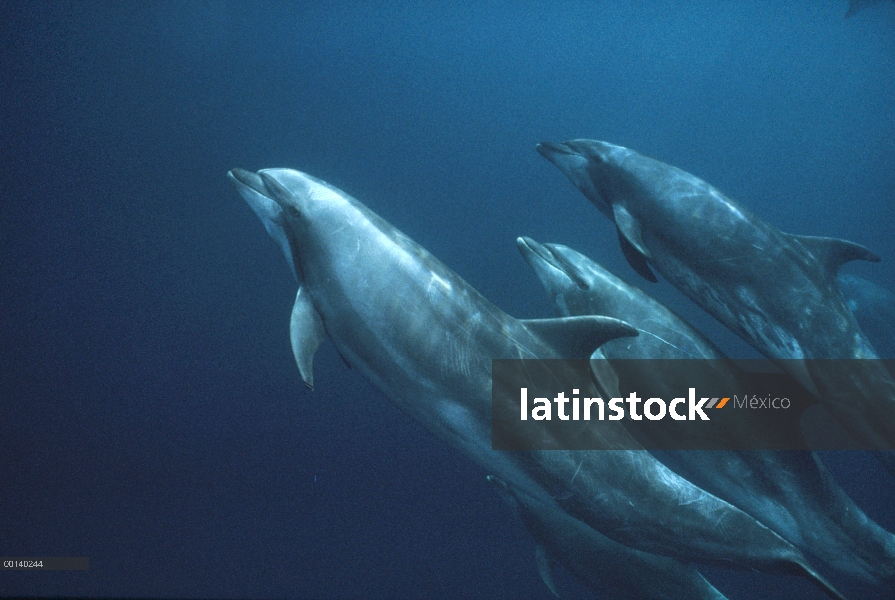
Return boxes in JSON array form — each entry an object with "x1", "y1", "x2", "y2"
[
  {"x1": 613, "y1": 204, "x2": 657, "y2": 282},
  {"x1": 289, "y1": 286, "x2": 326, "y2": 390},
  {"x1": 534, "y1": 545, "x2": 561, "y2": 598},
  {"x1": 520, "y1": 316, "x2": 638, "y2": 359}
]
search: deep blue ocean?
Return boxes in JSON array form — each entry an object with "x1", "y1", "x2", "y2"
[{"x1": 2, "y1": 2, "x2": 894, "y2": 599}]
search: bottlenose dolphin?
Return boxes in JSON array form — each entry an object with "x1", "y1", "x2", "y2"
[
  {"x1": 487, "y1": 475, "x2": 728, "y2": 600},
  {"x1": 228, "y1": 167, "x2": 842, "y2": 594},
  {"x1": 537, "y1": 139, "x2": 895, "y2": 451},
  {"x1": 846, "y1": 0, "x2": 893, "y2": 17},
  {"x1": 517, "y1": 237, "x2": 895, "y2": 588},
  {"x1": 838, "y1": 274, "x2": 895, "y2": 359},
  {"x1": 836, "y1": 274, "x2": 895, "y2": 478}
]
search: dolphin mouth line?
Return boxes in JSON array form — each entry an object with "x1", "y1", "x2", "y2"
[
  {"x1": 536, "y1": 141, "x2": 575, "y2": 159},
  {"x1": 517, "y1": 236, "x2": 568, "y2": 280},
  {"x1": 228, "y1": 167, "x2": 271, "y2": 197},
  {"x1": 517, "y1": 237, "x2": 590, "y2": 291}
]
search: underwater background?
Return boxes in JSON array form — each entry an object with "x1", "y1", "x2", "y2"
[{"x1": 1, "y1": 1, "x2": 893, "y2": 598}]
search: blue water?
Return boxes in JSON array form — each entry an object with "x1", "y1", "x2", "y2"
[{"x1": 1, "y1": 2, "x2": 893, "y2": 598}]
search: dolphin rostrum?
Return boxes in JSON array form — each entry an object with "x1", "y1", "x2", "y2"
[
  {"x1": 517, "y1": 237, "x2": 895, "y2": 588},
  {"x1": 228, "y1": 167, "x2": 842, "y2": 595},
  {"x1": 537, "y1": 139, "x2": 895, "y2": 451},
  {"x1": 487, "y1": 475, "x2": 728, "y2": 600}
]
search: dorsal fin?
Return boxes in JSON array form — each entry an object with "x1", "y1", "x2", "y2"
[
  {"x1": 520, "y1": 316, "x2": 637, "y2": 359},
  {"x1": 790, "y1": 234, "x2": 880, "y2": 277},
  {"x1": 289, "y1": 286, "x2": 326, "y2": 390}
]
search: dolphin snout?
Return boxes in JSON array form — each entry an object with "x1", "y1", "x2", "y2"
[
  {"x1": 228, "y1": 168, "x2": 268, "y2": 196},
  {"x1": 517, "y1": 236, "x2": 589, "y2": 291},
  {"x1": 516, "y1": 236, "x2": 558, "y2": 269},
  {"x1": 536, "y1": 141, "x2": 576, "y2": 162}
]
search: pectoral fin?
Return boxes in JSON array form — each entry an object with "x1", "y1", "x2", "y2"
[
  {"x1": 290, "y1": 286, "x2": 326, "y2": 390},
  {"x1": 589, "y1": 348, "x2": 621, "y2": 398},
  {"x1": 613, "y1": 204, "x2": 657, "y2": 282},
  {"x1": 521, "y1": 316, "x2": 637, "y2": 359},
  {"x1": 534, "y1": 544, "x2": 561, "y2": 598}
]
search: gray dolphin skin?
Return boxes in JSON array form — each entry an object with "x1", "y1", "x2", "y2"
[
  {"x1": 537, "y1": 139, "x2": 895, "y2": 451},
  {"x1": 517, "y1": 237, "x2": 895, "y2": 589},
  {"x1": 486, "y1": 475, "x2": 728, "y2": 600},
  {"x1": 838, "y1": 274, "x2": 895, "y2": 359},
  {"x1": 228, "y1": 167, "x2": 844, "y2": 596}
]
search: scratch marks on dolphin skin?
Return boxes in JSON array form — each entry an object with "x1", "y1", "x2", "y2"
[
  {"x1": 636, "y1": 328, "x2": 701, "y2": 358},
  {"x1": 426, "y1": 272, "x2": 452, "y2": 300}
]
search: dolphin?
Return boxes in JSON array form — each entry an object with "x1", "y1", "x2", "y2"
[
  {"x1": 836, "y1": 274, "x2": 895, "y2": 477},
  {"x1": 838, "y1": 274, "x2": 895, "y2": 359},
  {"x1": 486, "y1": 475, "x2": 728, "y2": 600},
  {"x1": 537, "y1": 139, "x2": 895, "y2": 451},
  {"x1": 228, "y1": 167, "x2": 842, "y2": 595},
  {"x1": 846, "y1": 0, "x2": 893, "y2": 17},
  {"x1": 517, "y1": 237, "x2": 895, "y2": 588}
]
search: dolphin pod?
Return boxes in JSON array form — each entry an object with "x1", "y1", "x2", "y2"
[
  {"x1": 229, "y1": 167, "x2": 845, "y2": 598},
  {"x1": 516, "y1": 237, "x2": 895, "y2": 588},
  {"x1": 486, "y1": 475, "x2": 728, "y2": 600},
  {"x1": 536, "y1": 139, "x2": 895, "y2": 452}
]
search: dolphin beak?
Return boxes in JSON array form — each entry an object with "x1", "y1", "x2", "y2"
[
  {"x1": 536, "y1": 140, "x2": 590, "y2": 182},
  {"x1": 517, "y1": 236, "x2": 554, "y2": 264},
  {"x1": 517, "y1": 236, "x2": 588, "y2": 290},
  {"x1": 517, "y1": 236, "x2": 563, "y2": 274},
  {"x1": 536, "y1": 141, "x2": 577, "y2": 164},
  {"x1": 228, "y1": 168, "x2": 270, "y2": 197}
]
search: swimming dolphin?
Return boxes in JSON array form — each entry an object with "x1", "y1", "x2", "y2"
[
  {"x1": 838, "y1": 274, "x2": 895, "y2": 359},
  {"x1": 517, "y1": 237, "x2": 895, "y2": 588},
  {"x1": 536, "y1": 139, "x2": 895, "y2": 451},
  {"x1": 487, "y1": 475, "x2": 728, "y2": 600},
  {"x1": 228, "y1": 167, "x2": 842, "y2": 594},
  {"x1": 846, "y1": 0, "x2": 893, "y2": 17}
]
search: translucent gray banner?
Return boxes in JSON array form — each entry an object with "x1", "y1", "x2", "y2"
[{"x1": 491, "y1": 359, "x2": 895, "y2": 450}]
